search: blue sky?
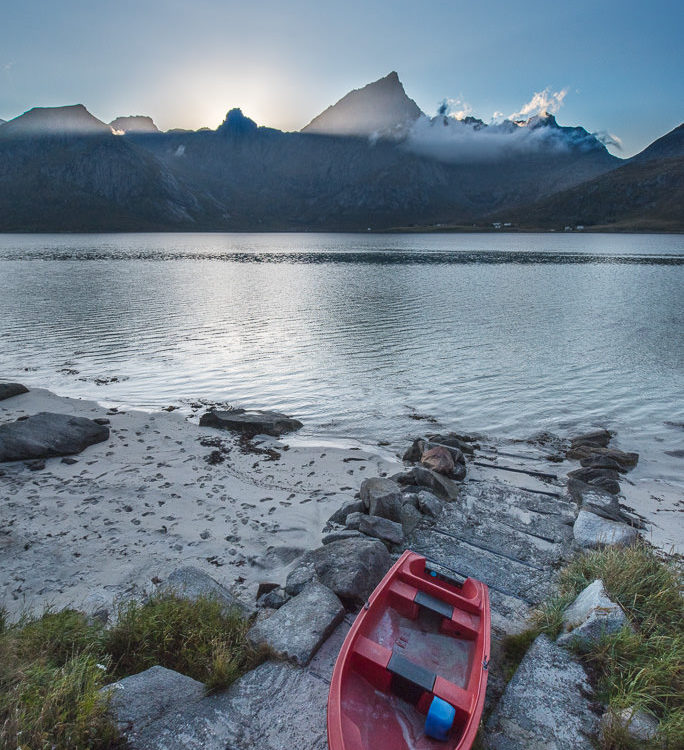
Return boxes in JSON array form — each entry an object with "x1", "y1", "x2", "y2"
[{"x1": 1, "y1": 0, "x2": 681, "y2": 156}]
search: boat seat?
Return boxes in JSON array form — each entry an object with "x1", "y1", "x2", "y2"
[
  {"x1": 415, "y1": 590, "x2": 454, "y2": 618},
  {"x1": 350, "y1": 635, "x2": 473, "y2": 722},
  {"x1": 389, "y1": 580, "x2": 480, "y2": 639},
  {"x1": 387, "y1": 651, "x2": 436, "y2": 705}
]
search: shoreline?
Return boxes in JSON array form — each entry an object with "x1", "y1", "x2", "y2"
[{"x1": 2, "y1": 386, "x2": 681, "y2": 624}]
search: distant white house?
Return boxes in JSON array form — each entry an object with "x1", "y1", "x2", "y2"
[{"x1": 492, "y1": 222, "x2": 502, "y2": 229}]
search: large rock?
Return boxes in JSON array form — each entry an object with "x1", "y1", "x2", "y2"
[
  {"x1": 359, "y1": 514, "x2": 404, "y2": 545},
  {"x1": 285, "y1": 538, "x2": 391, "y2": 607},
  {"x1": 398, "y1": 502, "x2": 423, "y2": 535},
  {"x1": 486, "y1": 634, "x2": 599, "y2": 750},
  {"x1": 0, "y1": 412, "x2": 109, "y2": 461},
  {"x1": 600, "y1": 707, "x2": 660, "y2": 745},
  {"x1": 393, "y1": 466, "x2": 461, "y2": 499},
  {"x1": 359, "y1": 477, "x2": 404, "y2": 521},
  {"x1": 199, "y1": 408, "x2": 302, "y2": 437},
  {"x1": 416, "y1": 490, "x2": 443, "y2": 518},
  {"x1": 247, "y1": 582, "x2": 344, "y2": 666},
  {"x1": 567, "y1": 445, "x2": 638, "y2": 470},
  {"x1": 567, "y1": 467, "x2": 620, "y2": 496},
  {"x1": 0, "y1": 382, "x2": 28, "y2": 401},
  {"x1": 326, "y1": 500, "x2": 364, "y2": 527},
  {"x1": 420, "y1": 445, "x2": 455, "y2": 477},
  {"x1": 578, "y1": 454, "x2": 625, "y2": 472},
  {"x1": 573, "y1": 510, "x2": 639, "y2": 549},
  {"x1": 570, "y1": 429, "x2": 612, "y2": 449},
  {"x1": 102, "y1": 666, "x2": 205, "y2": 734},
  {"x1": 404, "y1": 436, "x2": 468, "y2": 464},
  {"x1": 557, "y1": 579, "x2": 629, "y2": 651},
  {"x1": 574, "y1": 488, "x2": 642, "y2": 527},
  {"x1": 163, "y1": 567, "x2": 252, "y2": 617},
  {"x1": 116, "y1": 660, "x2": 329, "y2": 750}
]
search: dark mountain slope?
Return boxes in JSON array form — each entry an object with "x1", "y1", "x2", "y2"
[
  {"x1": 501, "y1": 155, "x2": 684, "y2": 230},
  {"x1": 631, "y1": 122, "x2": 683, "y2": 162},
  {"x1": 0, "y1": 132, "x2": 217, "y2": 231}
]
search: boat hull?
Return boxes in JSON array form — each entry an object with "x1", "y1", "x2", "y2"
[{"x1": 327, "y1": 550, "x2": 490, "y2": 750}]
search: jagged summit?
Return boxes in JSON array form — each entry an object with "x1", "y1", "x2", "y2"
[
  {"x1": 109, "y1": 115, "x2": 159, "y2": 134},
  {"x1": 216, "y1": 108, "x2": 258, "y2": 136},
  {"x1": 1, "y1": 104, "x2": 111, "y2": 135},
  {"x1": 302, "y1": 71, "x2": 423, "y2": 138}
]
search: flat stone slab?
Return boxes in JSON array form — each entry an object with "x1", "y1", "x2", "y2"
[
  {"x1": 486, "y1": 634, "x2": 599, "y2": 750},
  {"x1": 103, "y1": 665, "x2": 205, "y2": 734},
  {"x1": 573, "y1": 510, "x2": 639, "y2": 549},
  {"x1": 163, "y1": 566, "x2": 252, "y2": 617},
  {"x1": 199, "y1": 408, "x2": 302, "y2": 437},
  {"x1": 0, "y1": 382, "x2": 28, "y2": 401},
  {"x1": 123, "y1": 660, "x2": 329, "y2": 750},
  {"x1": 0, "y1": 411, "x2": 109, "y2": 461},
  {"x1": 557, "y1": 579, "x2": 628, "y2": 651},
  {"x1": 247, "y1": 582, "x2": 344, "y2": 666}
]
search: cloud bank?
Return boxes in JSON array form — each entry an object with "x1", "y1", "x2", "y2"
[{"x1": 403, "y1": 88, "x2": 614, "y2": 163}]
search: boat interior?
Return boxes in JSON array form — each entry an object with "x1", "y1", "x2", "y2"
[{"x1": 339, "y1": 555, "x2": 488, "y2": 749}]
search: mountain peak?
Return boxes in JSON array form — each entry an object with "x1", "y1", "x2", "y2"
[
  {"x1": 301, "y1": 71, "x2": 423, "y2": 138},
  {"x1": 109, "y1": 115, "x2": 159, "y2": 134},
  {"x1": 216, "y1": 108, "x2": 258, "y2": 136},
  {"x1": 1, "y1": 104, "x2": 111, "y2": 135}
]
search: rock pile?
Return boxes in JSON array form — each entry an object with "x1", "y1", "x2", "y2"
[{"x1": 565, "y1": 430, "x2": 642, "y2": 549}]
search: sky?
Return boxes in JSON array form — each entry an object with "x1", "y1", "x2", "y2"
[{"x1": 1, "y1": 0, "x2": 681, "y2": 157}]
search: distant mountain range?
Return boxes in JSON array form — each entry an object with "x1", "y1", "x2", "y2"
[{"x1": 0, "y1": 73, "x2": 681, "y2": 232}]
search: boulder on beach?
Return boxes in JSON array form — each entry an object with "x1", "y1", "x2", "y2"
[
  {"x1": 359, "y1": 477, "x2": 404, "y2": 520},
  {"x1": 573, "y1": 510, "x2": 639, "y2": 549},
  {"x1": 199, "y1": 408, "x2": 302, "y2": 437},
  {"x1": 420, "y1": 445, "x2": 455, "y2": 476},
  {"x1": 392, "y1": 465, "x2": 461, "y2": 499},
  {"x1": 557, "y1": 579, "x2": 629, "y2": 651},
  {"x1": 102, "y1": 666, "x2": 205, "y2": 733},
  {"x1": 247, "y1": 582, "x2": 344, "y2": 666},
  {"x1": 567, "y1": 467, "x2": 621, "y2": 496},
  {"x1": 0, "y1": 382, "x2": 29, "y2": 401},
  {"x1": 285, "y1": 538, "x2": 391, "y2": 607},
  {"x1": 358, "y1": 514, "x2": 404, "y2": 545},
  {"x1": 162, "y1": 566, "x2": 253, "y2": 617},
  {"x1": 567, "y1": 444, "x2": 639, "y2": 469},
  {"x1": 570, "y1": 429, "x2": 613, "y2": 449},
  {"x1": 0, "y1": 412, "x2": 109, "y2": 461}
]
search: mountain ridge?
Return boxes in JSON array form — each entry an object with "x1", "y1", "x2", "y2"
[{"x1": 0, "y1": 75, "x2": 680, "y2": 232}]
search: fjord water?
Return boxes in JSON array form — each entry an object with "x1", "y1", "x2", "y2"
[{"x1": 1, "y1": 232, "x2": 683, "y2": 541}]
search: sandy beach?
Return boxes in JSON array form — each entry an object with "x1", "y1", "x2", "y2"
[
  {"x1": 0, "y1": 387, "x2": 400, "y2": 619},
  {"x1": 2, "y1": 385, "x2": 681, "y2": 624}
]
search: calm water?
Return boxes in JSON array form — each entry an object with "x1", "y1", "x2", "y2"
[{"x1": 1, "y1": 232, "x2": 683, "y2": 526}]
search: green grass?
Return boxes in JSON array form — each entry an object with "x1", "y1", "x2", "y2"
[
  {"x1": 105, "y1": 592, "x2": 260, "y2": 691},
  {"x1": 0, "y1": 592, "x2": 259, "y2": 750},
  {"x1": 503, "y1": 542, "x2": 683, "y2": 749}
]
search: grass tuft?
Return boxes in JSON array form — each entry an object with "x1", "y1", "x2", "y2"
[
  {"x1": 105, "y1": 591, "x2": 259, "y2": 691},
  {"x1": 0, "y1": 592, "x2": 260, "y2": 748},
  {"x1": 0, "y1": 609, "x2": 120, "y2": 750},
  {"x1": 503, "y1": 541, "x2": 683, "y2": 750}
]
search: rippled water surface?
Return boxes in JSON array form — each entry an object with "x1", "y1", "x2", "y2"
[{"x1": 1, "y1": 232, "x2": 683, "y2": 512}]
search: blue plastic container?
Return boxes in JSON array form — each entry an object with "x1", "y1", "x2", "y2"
[{"x1": 424, "y1": 696, "x2": 456, "y2": 741}]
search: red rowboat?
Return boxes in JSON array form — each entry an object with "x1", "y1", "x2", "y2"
[{"x1": 327, "y1": 550, "x2": 490, "y2": 750}]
